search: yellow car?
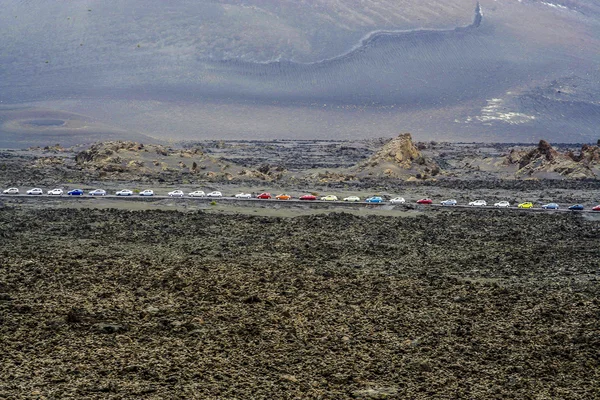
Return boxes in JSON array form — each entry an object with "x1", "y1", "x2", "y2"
[
  {"x1": 320, "y1": 195, "x2": 338, "y2": 201},
  {"x1": 518, "y1": 202, "x2": 534, "y2": 209}
]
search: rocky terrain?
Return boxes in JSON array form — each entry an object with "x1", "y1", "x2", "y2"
[
  {"x1": 506, "y1": 140, "x2": 600, "y2": 179},
  {"x1": 0, "y1": 206, "x2": 598, "y2": 399},
  {"x1": 2, "y1": 136, "x2": 599, "y2": 188}
]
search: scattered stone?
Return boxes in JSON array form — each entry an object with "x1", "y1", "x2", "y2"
[
  {"x1": 352, "y1": 387, "x2": 399, "y2": 399},
  {"x1": 92, "y1": 323, "x2": 127, "y2": 334},
  {"x1": 280, "y1": 374, "x2": 298, "y2": 383},
  {"x1": 145, "y1": 306, "x2": 160, "y2": 314}
]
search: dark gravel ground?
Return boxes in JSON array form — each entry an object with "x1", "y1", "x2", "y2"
[{"x1": 0, "y1": 207, "x2": 599, "y2": 399}]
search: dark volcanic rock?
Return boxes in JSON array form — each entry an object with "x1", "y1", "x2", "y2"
[
  {"x1": 92, "y1": 323, "x2": 128, "y2": 334},
  {"x1": 0, "y1": 208, "x2": 598, "y2": 399}
]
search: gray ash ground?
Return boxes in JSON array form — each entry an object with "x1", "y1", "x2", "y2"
[
  {"x1": 0, "y1": 207, "x2": 598, "y2": 399},
  {"x1": 184, "y1": 139, "x2": 383, "y2": 170}
]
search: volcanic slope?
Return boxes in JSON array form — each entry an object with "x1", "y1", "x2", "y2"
[{"x1": 1, "y1": 1, "x2": 600, "y2": 144}]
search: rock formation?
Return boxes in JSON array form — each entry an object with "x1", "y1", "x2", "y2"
[
  {"x1": 355, "y1": 133, "x2": 440, "y2": 179},
  {"x1": 368, "y1": 133, "x2": 421, "y2": 168},
  {"x1": 507, "y1": 140, "x2": 599, "y2": 179}
]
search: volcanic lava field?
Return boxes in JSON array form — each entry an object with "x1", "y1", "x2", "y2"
[{"x1": 0, "y1": 206, "x2": 598, "y2": 399}]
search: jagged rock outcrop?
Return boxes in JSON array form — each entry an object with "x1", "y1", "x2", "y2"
[
  {"x1": 507, "y1": 140, "x2": 599, "y2": 179},
  {"x1": 237, "y1": 164, "x2": 287, "y2": 181},
  {"x1": 517, "y1": 140, "x2": 559, "y2": 169},
  {"x1": 570, "y1": 144, "x2": 600, "y2": 164},
  {"x1": 369, "y1": 133, "x2": 422, "y2": 168},
  {"x1": 75, "y1": 141, "x2": 147, "y2": 165},
  {"x1": 355, "y1": 133, "x2": 440, "y2": 179},
  {"x1": 73, "y1": 141, "x2": 226, "y2": 177},
  {"x1": 73, "y1": 141, "x2": 290, "y2": 181}
]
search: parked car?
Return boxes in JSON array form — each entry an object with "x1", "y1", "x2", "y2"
[
  {"x1": 568, "y1": 204, "x2": 584, "y2": 211},
  {"x1": 47, "y1": 189, "x2": 63, "y2": 195},
  {"x1": 494, "y1": 201, "x2": 510, "y2": 207},
  {"x1": 188, "y1": 191, "x2": 205, "y2": 197},
  {"x1": 542, "y1": 203, "x2": 559, "y2": 210},
  {"x1": 416, "y1": 198, "x2": 433, "y2": 204},
  {"x1": 206, "y1": 191, "x2": 222, "y2": 197},
  {"x1": 518, "y1": 202, "x2": 534, "y2": 209},
  {"x1": 116, "y1": 189, "x2": 133, "y2": 196},
  {"x1": 343, "y1": 196, "x2": 361, "y2": 202},
  {"x1": 390, "y1": 197, "x2": 405, "y2": 204},
  {"x1": 89, "y1": 189, "x2": 107, "y2": 196},
  {"x1": 321, "y1": 195, "x2": 338, "y2": 201},
  {"x1": 2, "y1": 188, "x2": 19, "y2": 194},
  {"x1": 67, "y1": 189, "x2": 84, "y2": 196},
  {"x1": 139, "y1": 190, "x2": 154, "y2": 196},
  {"x1": 168, "y1": 190, "x2": 184, "y2": 197},
  {"x1": 469, "y1": 200, "x2": 487, "y2": 206},
  {"x1": 593, "y1": 205, "x2": 600, "y2": 211},
  {"x1": 27, "y1": 188, "x2": 43, "y2": 195},
  {"x1": 257, "y1": 192, "x2": 272, "y2": 199},
  {"x1": 235, "y1": 193, "x2": 251, "y2": 198},
  {"x1": 300, "y1": 194, "x2": 317, "y2": 201},
  {"x1": 441, "y1": 199, "x2": 457, "y2": 206},
  {"x1": 365, "y1": 196, "x2": 383, "y2": 203},
  {"x1": 276, "y1": 194, "x2": 291, "y2": 200}
]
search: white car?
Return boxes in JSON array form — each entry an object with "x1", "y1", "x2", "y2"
[
  {"x1": 139, "y1": 190, "x2": 154, "y2": 196},
  {"x1": 235, "y1": 193, "x2": 252, "y2": 198},
  {"x1": 390, "y1": 197, "x2": 406, "y2": 204},
  {"x1": 188, "y1": 191, "x2": 206, "y2": 197},
  {"x1": 206, "y1": 191, "x2": 222, "y2": 197},
  {"x1": 469, "y1": 200, "x2": 487, "y2": 207},
  {"x1": 343, "y1": 196, "x2": 361, "y2": 202},
  {"x1": 116, "y1": 189, "x2": 133, "y2": 196},
  {"x1": 88, "y1": 189, "x2": 107, "y2": 196},
  {"x1": 3, "y1": 188, "x2": 19, "y2": 194},
  {"x1": 320, "y1": 195, "x2": 338, "y2": 201},
  {"x1": 168, "y1": 190, "x2": 184, "y2": 197},
  {"x1": 494, "y1": 201, "x2": 510, "y2": 208},
  {"x1": 47, "y1": 189, "x2": 63, "y2": 195},
  {"x1": 27, "y1": 188, "x2": 43, "y2": 195}
]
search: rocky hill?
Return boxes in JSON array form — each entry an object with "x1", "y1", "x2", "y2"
[
  {"x1": 506, "y1": 140, "x2": 600, "y2": 179},
  {"x1": 70, "y1": 141, "x2": 287, "y2": 183},
  {"x1": 354, "y1": 133, "x2": 440, "y2": 180}
]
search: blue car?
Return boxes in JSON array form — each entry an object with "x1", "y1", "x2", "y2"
[
  {"x1": 67, "y1": 189, "x2": 84, "y2": 196},
  {"x1": 365, "y1": 196, "x2": 384, "y2": 203},
  {"x1": 568, "y1": 204, "x2": 584, "y2": 211},
  {"x1": 542, "y1": 203, "x2": 559, "y2": 210}
]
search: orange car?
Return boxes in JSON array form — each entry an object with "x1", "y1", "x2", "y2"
[{"x1": 276, "y1": 194, "x2": 292, "y2": 200}]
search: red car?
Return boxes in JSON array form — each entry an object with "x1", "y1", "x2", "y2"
[
  {"x1": 416, "y1": 198, "x2": 433, "y2": 204},
  {"x1": 257, "y1": 192, "x2": 272, "y2": 199},
  {"x1": 300, "y1": 194, "x2": 317, "y2": 201},
  {"x1": 593, "y1": 205, "x2": 600, "y2": 211}
]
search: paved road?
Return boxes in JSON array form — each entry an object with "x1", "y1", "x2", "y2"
[{"x1": 2, "y1": 193, "x2": 598, "y2": 214}]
